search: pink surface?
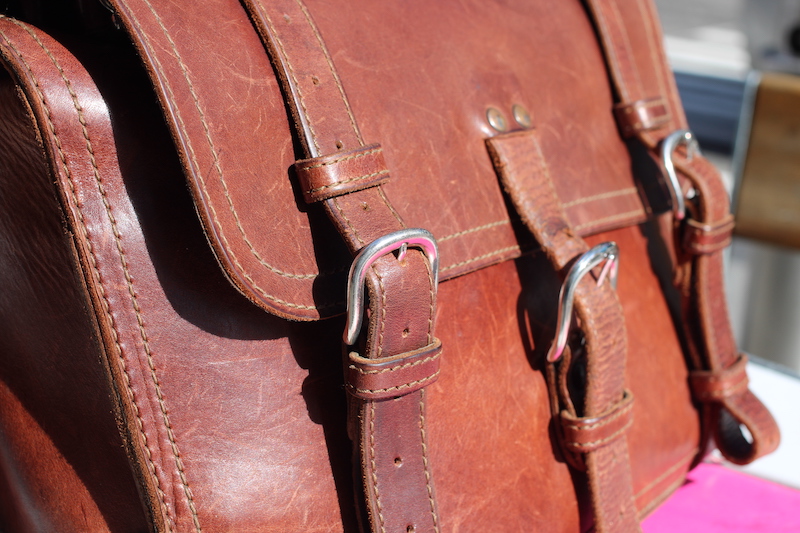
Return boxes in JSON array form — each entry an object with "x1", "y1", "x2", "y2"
[{"x1": 642, "y1": 462, "x2": 800, "y2": 532}]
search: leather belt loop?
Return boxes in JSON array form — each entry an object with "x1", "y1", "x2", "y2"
[
  {"x1": 242, "y1": 1, "x2": 442, "y2": 532},
  {"x1": 614, "y1": 97, "x2": 671, "y2": 138},
  {"x1": 487, "y1": 129, "x2": 641, "y2": 533},
  {"x1": 294, "y1": 143, "x2": 390, "y2": 203},
  {"x1": 347, "y1": 340, "x2": 442, "y2": 401},
  {"x1": 681, "y1": 215, "x2": 735, "y2": 255},
  {"x1": 560, "y1": 390, "x2": 635, "y2": 454},
  {"x1": 689, "y1": 354, "x2": 749, "y2": 402}
]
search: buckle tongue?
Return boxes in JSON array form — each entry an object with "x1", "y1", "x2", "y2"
[
  {"x1": 661, "y1": 129, "x2": 701, "y2": 221},
  {"x1": 547, "y1": 242, "x2": 620, "y2": 362},
  {"x1": 344, "y1": 229, "x2": 439, "y2": 345}
]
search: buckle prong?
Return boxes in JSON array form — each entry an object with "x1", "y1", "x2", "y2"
[
  {"x1": 344, "y1": 229, "x2": 438, "y2": 345},
  {"x1": 547, "y1": 242, "x2": 620, "y2": 363},
  {"x1": 662, "y1": 129, "x2": 701, "y2": 221}
]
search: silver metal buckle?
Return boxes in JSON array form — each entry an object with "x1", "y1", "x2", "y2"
[
  {"x1": 547, "y1": 241, "x2": 620, "y2": 363},
  {"x1": 344, "y1": 228, "x2": 439, "y2": 345},
  {"x1": 661, "y1": 129, "x2": 701, "y2": 221}
]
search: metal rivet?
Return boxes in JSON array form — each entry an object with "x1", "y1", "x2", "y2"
[
  {"x1": 486, "y1": 107, "x2": 508, "y2": 132},
  {"x1": 512, "y1": 104, "x2": 532, "y2": 128}
]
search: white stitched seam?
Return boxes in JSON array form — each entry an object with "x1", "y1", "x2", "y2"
[
  {"x1": 0, "y1": 20, "x2": 185, "y2": 532},
  {"x1": 561, "y1": 187, "x2": 638, "y2": 209}
]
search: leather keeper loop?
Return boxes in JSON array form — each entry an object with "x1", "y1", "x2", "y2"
[
  {"x1": 294, "y1": 143, "x2": 390, "y2": 203},
  {"x1": 682, "y1": 215, "x2": 735, "y2": 255},
  {"x1": 690, "y1": 354, "x2": 750, "y2": 402},
  {"x1": 346, "y1": 339, "x2": 442, "y2": 401},
  {"x1": 613, "y1": 97, "x2": 671, "y2": 138},
  {"x1": 560, "y1": 390, "x2": 634, "y2": 454}
]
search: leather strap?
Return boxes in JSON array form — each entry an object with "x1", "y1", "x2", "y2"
[
  {"x1": 583, "y1": 0, "x2": 779, "y2": 465},
  {"x1": 672, "y1": 155, "x2": 780, "y2": 464},
  {"x1": 487, "y1": 129, "x2": 641, "y2": 533},
  {"x1": 241, "y1": 1, "x2": 441, "y2": 531}
]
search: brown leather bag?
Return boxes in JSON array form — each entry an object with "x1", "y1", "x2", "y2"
[{"x1": 0, "y1": 1, "x2": 780, "y2": 531}]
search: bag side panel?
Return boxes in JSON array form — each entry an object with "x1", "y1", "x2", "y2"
[{"x1": 0, "y1": 63, "x2": 150, "y2": 533}]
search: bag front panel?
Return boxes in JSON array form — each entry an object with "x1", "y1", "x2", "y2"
[{"x1": 0, "y1": 1, "x2": 709, "y2": 531}]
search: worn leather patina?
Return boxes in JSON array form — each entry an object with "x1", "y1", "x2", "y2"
[{"x1": 0, "y1": 1, "x2": 778, "y2": 532}]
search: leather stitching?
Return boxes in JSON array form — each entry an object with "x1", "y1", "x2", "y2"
[
  {"x1": 563, "y1": 397, "x2": 633, "y2": 431},
  {"x1": 441, "y1": 245, "x2": 520, "y2": 272},
  {"x1": 368, "y1": 402, "x2": 387, "y2": 533},
  {"x1": 350, "y1": 353, "x2": 440, "y2": 375},
  {"x1": 350, "y1": 371, "x2": 440, "y2": 394},
  {"x1": 695, "y1": 377, "x2": 749, "y2": 401},
  {"x1": 438, "y1": 219, "x2": 509, "y2": 242},
  {"x1": 420, "y1": 389, "x2": 440, "y2": 533},
  {"x1": 638, "y1": 476, "x2": 684, "y2": 520},
  {"x1": 377, "y1": 186, "x2": 407, "y2": 227},
  {"x1": 0, "y1": 20, "x2": 183, "y2": 532},
  {"x1": 294, "y1": 0, "x2": 363, "y2": 145},
  {"x1": 562, "y1": 187, "x2": 638, "y2": 208},
  {"x1": 519, "y1": 127, "x2": 634, "y2": 527},
  {"x1": 305, "y1": 170, "x2": 389, "y2": 194},
  {"x1": 25, "y1": 21, "x2": 202, "y2": 532},
  {"x1": 331, "y1": 197, "x2": 366, "y2": 248},
  {"x1": 634, "y1": 447, "x2": 698, "y2": 500},
  {"x1": 258, "y1": 4, "x2": 321, "y2": 153},
  {"x1": 422, "y1": 225, "x2": 439, "y2": 530},
  {"x1": 129, "y1": 0, "x2": 340, "y2": 313},
  {"x1": 573, "y1": 208, "x2": 644, "y2": 232},
  {"x1": 608, "y1": 0, "x2": 645, "y2": 97},
  {"x1": 565, "y1": 418, "x2": 633, "y2": 449},
  {"x1": 636, "y1": 0, "x2": 671, "y2": 130},
  {"x1": 588, "y1": 1, "x2": 630, "y2": 102},
  {"x1": 108, "y1": 0, "x2": 645, "y2": 316},
  {"x1": 297, "y1": 146, "x2": 382, "y2": 170}
]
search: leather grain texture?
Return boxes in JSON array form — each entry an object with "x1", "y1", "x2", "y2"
[
  {"x1": 0, "y1": 20, "x2": 152, "y2": 532},
  {"x1": 0, "y1": 0, "x2": 777, "y2": 531},
  {"x1": 487, "y1": 128, "x2": 641, "y2": 533},
  {"x1": 582, "y1": 0, "x2": 779, "y2": 467},
  {"x1": 102, "y1": 0, "x2": 651, "y2": 321}
]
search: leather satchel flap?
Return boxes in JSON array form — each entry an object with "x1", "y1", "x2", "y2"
[{"x1": 110, "y1": 0, "x2": 653, "y2": 320}]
